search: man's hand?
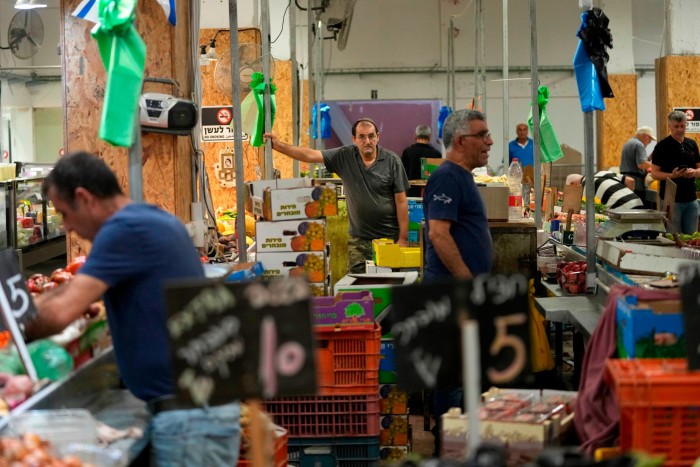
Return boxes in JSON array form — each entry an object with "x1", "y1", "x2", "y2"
[
  {"x1": 263, "y1": 132, "x2": 278, "y2": 149},
  {"x1": 670, "y1": 167, "x2": 687, "y2": 179},
  {"x1": 682, "y1": 168, "x2": 696, "y2": 178},
  {"x1": 397, "y1": 238, "x2": 408, "y2": 247}
]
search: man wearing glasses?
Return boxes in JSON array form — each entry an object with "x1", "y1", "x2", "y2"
[
  {"x1": 422, "y1": 109, "x2": 494, "y2": 456},
  {"x1": 264, "y1": 118, "x2": 409, "y2": 273},
  {"x1": 651, "y1": 110, "x2": 700, "y2": 234}
]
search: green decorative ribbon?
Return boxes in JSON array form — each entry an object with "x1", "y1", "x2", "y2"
[
  {"x1": 91, "y1": 0, "x2": 146, "y2": 147},
  {"x1": 249, "y1": 72, "x2": 277, "y2": 147},
  {"x1": 528, "y1": 85, "x2": 564, "y2": 164}
]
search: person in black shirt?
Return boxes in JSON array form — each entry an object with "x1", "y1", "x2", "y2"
[
  {"x1": 651, "y1": 110, "x2": 700, "y2": 234},
  {"x1": 401, "y1": 124, "x2": 442, "y2": 197}
]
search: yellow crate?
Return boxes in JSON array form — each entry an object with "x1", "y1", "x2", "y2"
[{"x1": 372, "y1": 239, "x2": 421, "y2": 268}]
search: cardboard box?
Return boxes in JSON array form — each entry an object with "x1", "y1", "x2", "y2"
[
  {"x1": 379, "y1": 338, "x2": 396, "y2": 383},
  {"x1": 379, "y1": 384, "x2": 408, "y2": 414},
  {"x1": 334, "y1": 273, "x2": 419, "y2": 331},
  {"x1": 246, "y1": 178, "x2": 338, "y2": 221},
  {"x1": 372, "y1": 239, "x2": 421, "y2": 268},
  {"x1": 310, "y1": 290, "x2": 374, "y2": 328},
  {"x1": 256, "y1": 219, "x2": 326, "y2": 252},
  {"x1": 380, "y1": 415, "x2": 409, "y2": 445},
  {"x1": 596, "y1": 240, "x2": 696, "y2": 275},
  {"x1": 476, "y1": 184, "x2": 509, "y2": 221},
  {"x1": 408, "y1": 198, "x2": 423, "y2": 243},
  {"x1": 421, "y1": 157, "x2": 445, "y2": 179},
  {"x1": 379, "y1": 445, "x2": 410, "y2": 464},
  {"x1": 256, "y1": 251, "x2": 328, "y2": 296},
  {"x1": 616, "y1": 296, "x2": 685, "y2": 358}
]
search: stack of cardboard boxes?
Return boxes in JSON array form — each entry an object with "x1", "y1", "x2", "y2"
[{"x1": 246, "y1": 178, "x2": 338, "y2": 296}]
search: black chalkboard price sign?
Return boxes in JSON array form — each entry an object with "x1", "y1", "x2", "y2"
[
  {"x1": 679, "y1": 263, "x2": 700, "y2": 370},
  {"x1": 0, "y1": 249, "x2": 39, "y2": 328},
  {"x1": 387, "y1": 273, "x2": 530, "y2": 392},
  {"x1": 0, "y1": 249, "x2": 39, "y2": 381},
  {"x1": 164, "y1": 277, "x2": 316, "y2": 406}
]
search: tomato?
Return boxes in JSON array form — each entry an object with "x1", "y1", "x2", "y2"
[{"x1": 65, "y1": 255, "x2": 87, "y2": 274}]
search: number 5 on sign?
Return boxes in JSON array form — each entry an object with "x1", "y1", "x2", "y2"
[{"x1": 0, "y1": 249, "x2": 39, "y2": 381}]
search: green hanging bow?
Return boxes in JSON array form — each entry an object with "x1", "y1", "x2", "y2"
[
  {"x1": 249, "y1": 72, "x2": 277, "y2": 147},
  {"x1": 528, "y1": 85, "x2": 564, "y2": 164},
  {"x1": 91, "y1": 0, "x2": 146, "y2": 147}
]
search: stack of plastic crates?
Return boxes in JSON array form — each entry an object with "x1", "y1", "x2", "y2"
[
  {"x1": 605, "y1": 358, "x2": 700, "y2": 466},
  {"x1": 264, "y1": 322, "x2": 382, "y2": 466}
]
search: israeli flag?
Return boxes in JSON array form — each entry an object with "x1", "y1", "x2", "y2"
[
  {"x1": 155, "y1": 0, "x2": 177, "y2": 25},
  {"x1": 71, "y1": 0, "x2": 99, "y2": 24},
  {"x1": 72, "y1": 0, "x2": 176, "y2": 26}
]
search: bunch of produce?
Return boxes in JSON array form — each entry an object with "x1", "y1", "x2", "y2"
[
  {"x1": 0, "y1": 433, "x2": 93, "y2": 466},
  {"x1": 666, "y1": 232, "x2": 700, "y2": 246},
  {"x1": 26, "y1": 256, "x2": 86, "y2": 297},
  {"x1": 556, "y1": 261, "x2": 587, "y2": 295}
]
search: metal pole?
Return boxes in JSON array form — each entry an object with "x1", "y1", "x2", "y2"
[
  {"x1": 448, "y1": 18, "x2": 455, "y2": 110},
  {"x1": 229, "y1": 0, "x2": 247, "y2": 263},
  {"x1": 315, "y1": 18, "x2": 324, "y2": 159},
  {"x1": 307, "y1": 6, "x2": 316, "y2": 150},
  {"x1": 474, "y1": 0, "x2": 486, "y2": 113},
  {"x1": 290, "y1": 3, "x2": 300, "y2": 177},
  {"x1": 261, "y1": 0, "x2": 274, "y2": 180},
  {"x1": 128, "y1": 110, "x2": 143, "y2": 202},
  {"x1": 529, "y1": 0, "x2": 541, "y2": 229},
  {"x1": 502, "y1": 0, "x2": 509, "y2": 176},
  {"x1": 584, "y1": 112, "x2": 596, "y2": 289}
]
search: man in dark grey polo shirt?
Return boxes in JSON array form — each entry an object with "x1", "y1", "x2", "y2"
[{"x1": 264, "y1": 118, "x2": 409, "y2": 273}]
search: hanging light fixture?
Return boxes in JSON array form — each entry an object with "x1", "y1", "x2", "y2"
[{"x1": 205, "y1": 38, "x2": 218, "y2": 61}]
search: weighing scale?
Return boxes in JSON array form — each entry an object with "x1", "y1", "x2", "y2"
[{"x1": 598, "y1": 209, "x2": 667, "y2": 240}]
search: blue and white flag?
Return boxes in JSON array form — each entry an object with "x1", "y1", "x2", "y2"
[
  {"x1": 154, "y1": 0, "x2": 176, "y2": 25},
  {"x1": 71, "y1": 0, "x2": 99, "y2": 24},
  {"x1": 72, "y1": 0, "x2": 176, "y2": 25}
]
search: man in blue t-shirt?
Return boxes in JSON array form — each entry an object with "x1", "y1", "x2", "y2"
[
  {"x1": 508, "y1": 122, "x2": 534, "y2": 168},
  {"x1": 26, "y1": 152, "x2": 240, "y2": 466},
  {"x1": 423, "y1": 109, "x2": 494, "y2": 455}
]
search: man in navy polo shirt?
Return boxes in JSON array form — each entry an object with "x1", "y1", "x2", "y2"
[{"x1": 26, "y1": 152, "x2": 240, "y2": 466}]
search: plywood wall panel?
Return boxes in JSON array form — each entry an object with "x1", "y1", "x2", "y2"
[
  {"x1": 597, "y1": 74, "x2": 637, "y2": 170},
  {"x1": 655, "y1": 56, "x2": 700, "y2": 145},
  {"x1": 200, "y1": 28, "x2": 295, "y2": 211},
  {"x1": 61, "y1": 0, "x2": 192, "y2": 259}
]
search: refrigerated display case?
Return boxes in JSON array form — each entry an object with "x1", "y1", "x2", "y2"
[{"x1": 1, "y1": 176, "x2": 66, "y2": 268}]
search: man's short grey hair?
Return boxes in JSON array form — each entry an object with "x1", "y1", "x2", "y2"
[
  {"x1": 442, "y1": 109, "x2": 486, "y2": 149},
  {"x1": 415, "y1": 125, "x2": 431, "y2": 139},
  {"x1": 668, "y1": 110, "x2": 687, "y2": 123}
]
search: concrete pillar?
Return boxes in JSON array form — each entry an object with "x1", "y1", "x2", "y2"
[
  {"x1": 596, "y1": 0, "x2": 637, "y2": 170},
  {"x1": 655, "y1": 0, "x2": 700, "y2": 144}
]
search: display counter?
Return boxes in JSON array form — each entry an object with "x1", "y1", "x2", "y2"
[
  {"x1": 1, "y1": 176, "x2": 66, "y2": 269},
  {"x1": 0, "y1": 349, "x2": 149, "y2": 463}
]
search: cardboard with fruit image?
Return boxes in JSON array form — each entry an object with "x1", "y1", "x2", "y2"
[
  {"x1": 248, "y1": 179, "x2": 338, "y2": 221},
  {"x1": 256, "y1": 219, "x2": 326, "y2": 252},
  {"x1": 379, "y1": 414, "x2": 409, "y2": 445},
  {"x1": 379, "y1": 384, "x2": 408, "y2": 414},
  {"x1": 257, "y1": 251, "x2": 329, "y2": 296}
]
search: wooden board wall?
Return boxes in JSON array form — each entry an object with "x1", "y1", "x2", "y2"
[
  {"x1": 61, "y1": 0, "x2": 192, "y2": 259},
  {"x1": 655, "y1": 55, "x2": 700, "y2": 144},
  {"x1": 596, "y1": 74, "x2": 637, "y2": 170},
  {"x1": 200, "y1": 28, "x2": 295, "y2": 212}
]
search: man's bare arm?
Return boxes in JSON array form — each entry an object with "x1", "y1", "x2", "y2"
[{"x1": 264, "y1": 132, "x2": 324, "y2": 164}]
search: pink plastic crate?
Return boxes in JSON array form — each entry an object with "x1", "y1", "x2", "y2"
[{"x1": 263, "y1": 394, "x2": 380, "y2": 438}]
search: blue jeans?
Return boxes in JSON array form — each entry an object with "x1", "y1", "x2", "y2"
[
  {"x1": 149, "y1": 402, "x2": 241, "y2": 467},
  {"x1": 673, "y1": 201, "x2": 700, "y2": 235}
]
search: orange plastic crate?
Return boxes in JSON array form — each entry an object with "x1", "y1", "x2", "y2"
[
  {"x1": 314, "y1": 322, "x2": 381, "y2": 395},
  {"x1": 238, "y1": 426, "x2": 288, "y2": 467},
  {"x1": 263, "y1": 394, "x2": 380, "y2": 438},
  {"x1": 605, "y1": 358, "x2": 700, "y2": 466}
]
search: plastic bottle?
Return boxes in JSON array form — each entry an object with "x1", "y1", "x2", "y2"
[{"x1": 507, "y1": 158, "x2": 523, "y2": 220}]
